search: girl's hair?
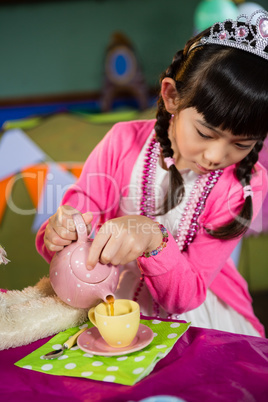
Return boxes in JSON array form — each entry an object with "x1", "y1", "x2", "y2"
[{"x1": 155, "y1": 28, "x2": 268, "y2": 239}]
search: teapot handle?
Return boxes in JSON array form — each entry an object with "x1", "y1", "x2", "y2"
[{"x1": 73, "y1": 213, "x2": 88, "y2": 243}]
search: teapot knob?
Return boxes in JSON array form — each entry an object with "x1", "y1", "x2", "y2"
[{"x1": 73, "y1": 213, "x2": 88, "y2": 243}]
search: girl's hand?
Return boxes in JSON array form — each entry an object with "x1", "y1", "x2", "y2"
[
  {"x1": 44, "y1": 205, "x2": 93, "y2": 252},
  {"x1": 87, "y1": 215, "x2": 163, "y2": 268}
]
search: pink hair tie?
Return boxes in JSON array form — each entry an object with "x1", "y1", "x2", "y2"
[
  {"x1": 243, "y1": 185, "x2": 253, "y2": 199},
  {"x1": 164, "y1": 157, "x2": 175, "y2": 169}
]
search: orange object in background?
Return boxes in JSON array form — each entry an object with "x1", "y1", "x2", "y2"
[
  {"x1": 21, "y1": 164, "x2": 48, "y2": 209},
  {"x1": 0, "y1": 175, "x2": 15, "y2": 224}
]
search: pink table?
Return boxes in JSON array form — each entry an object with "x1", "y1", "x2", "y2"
[{"x1": 1, "y1": 322, "x2": 268, "y2": 402}]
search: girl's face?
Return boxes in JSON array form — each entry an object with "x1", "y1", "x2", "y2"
[{"x1": 171, "y1": 108, "x2": 257, "y2": 174}]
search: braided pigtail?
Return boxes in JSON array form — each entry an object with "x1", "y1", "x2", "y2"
[
  {"x1": 155, "y1": 50, "x2": 185, "y2": 214},
  {"x1": 207, "y1": 141, "x2": 263, "y2": 239}
]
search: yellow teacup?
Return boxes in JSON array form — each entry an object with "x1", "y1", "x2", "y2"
[{"x1": 88, "y1": 299, "x2": 140, "y2": 348}]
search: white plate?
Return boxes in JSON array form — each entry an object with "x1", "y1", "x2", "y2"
[{"x1": 77, "y1": 324, "x2": 154, "y2": 356}]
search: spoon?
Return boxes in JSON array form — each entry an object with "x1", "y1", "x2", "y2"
[{"x1": 43, "y1": 327, "x2": 87, "y2": 359}]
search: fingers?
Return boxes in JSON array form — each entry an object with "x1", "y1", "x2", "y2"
[
  {"x1": 100, "y1": 234, "x2": 146, "y2": 266},
  {"x1": 117, "y1": 244, "x2": 144, "y2": 265},
  {"x1": 86, "y1": 221, "x2": 144, "y2": 268},
  {"x1": 99, "y1": 235, "x2": 124, "y2": 266},
  {"x1": 48, "y1": 215, "x2": 78, "y2": 242},
  {"x1": 88, "y1": 236, "x2": 143, "y2": 267},
  {"x1": 44, "y1": 225, "x2": 72, "y2": 252},
  {"x1": 44, "y1": 206, "x2": 93, "y2": 252},
  {"x1": 87, "y1": 226, "x2": 112, "y2": 268},
  {"x1": 82, "y1": 211, "x2": 93, "y2": 225},
  {"x1": 86, "y1": 216, "x2": 160, "y2": 269},
  {"x1": 56, "y1": 205, "x2": 78, "y2": 233}
]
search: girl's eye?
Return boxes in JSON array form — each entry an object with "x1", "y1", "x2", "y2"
[
  {"x1": 197, "y1": 130, "x2": 212, "y2": 139},
  {"x1": 235, "y1": 143, "x2": 253, "y2": 150}
]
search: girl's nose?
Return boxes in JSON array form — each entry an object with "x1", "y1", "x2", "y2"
[{"x1": 203, "y1": 143, "x2": 227, "y2": 166}]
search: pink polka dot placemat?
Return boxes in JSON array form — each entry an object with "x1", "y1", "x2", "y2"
[{"x1": 15, "y1": 319, "x2": 190, "y2": 385}]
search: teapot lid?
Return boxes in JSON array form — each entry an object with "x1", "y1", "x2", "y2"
[
  {"x1": 71, "y1": 243, "x2": 112, "y2": 284},
  {"x1": 70, "y1": 214, "x2": 112, "y2": 284}
]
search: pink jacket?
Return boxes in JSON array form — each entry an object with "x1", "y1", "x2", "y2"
[{"x1": 36, "y1": 120, "x2": 268, "y2": 336}]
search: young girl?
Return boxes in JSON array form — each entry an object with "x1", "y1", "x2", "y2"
[{"x1": 36, "y1": 10, "x2": 268, "y2": 337}]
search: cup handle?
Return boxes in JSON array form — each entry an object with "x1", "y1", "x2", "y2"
[{"x1": 88, "y1": 307, "x2": 97, "y2": 327}]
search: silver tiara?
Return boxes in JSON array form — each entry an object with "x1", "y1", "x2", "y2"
[{"x1": 200, "y1": 10, "x2": 268, "y2": 61}]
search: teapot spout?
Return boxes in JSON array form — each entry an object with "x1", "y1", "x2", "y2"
[
  {"x1": 105, "y1": 294, "x2": 115, "y2": 316},
  {"x1": 105, "y1": 294, "x2": 115, "y2": 304}
]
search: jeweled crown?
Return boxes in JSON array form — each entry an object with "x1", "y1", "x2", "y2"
[{"x1": 200, "y1": 10, "x2": 268, "y2": 61}]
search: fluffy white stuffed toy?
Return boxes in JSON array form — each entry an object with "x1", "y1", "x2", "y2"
[{"x1": 0, "y1": 246, "x2": 88, "y2": 350}]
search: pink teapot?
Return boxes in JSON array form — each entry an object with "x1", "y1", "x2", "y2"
[{"x1": 49, "y1": 214, "x2": 120, "y2": 309}]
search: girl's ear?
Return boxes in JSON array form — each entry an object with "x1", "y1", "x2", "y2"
[{"x1": 161, "y1": 78, "x2": 179, "y2": 114}]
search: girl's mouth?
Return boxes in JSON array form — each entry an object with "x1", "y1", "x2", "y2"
[{"x1": 195, "y1": 163, "x2": 212, "y2": 173}]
